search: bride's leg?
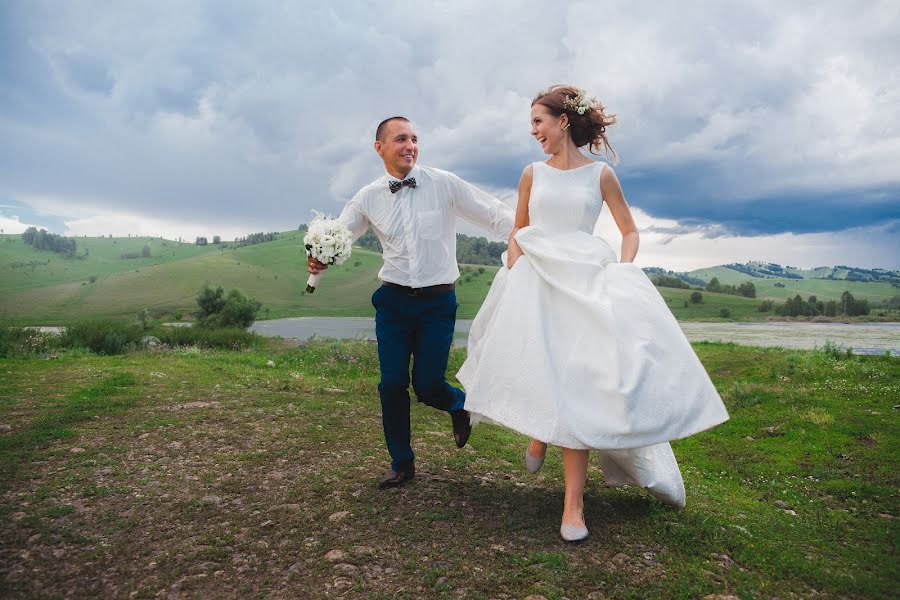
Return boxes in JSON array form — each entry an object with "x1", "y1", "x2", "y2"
[
  {"x1": 561, "y1": 447, "x2": 589, "y2": 527},
  {"x1": 528, "y1": 439, "x2": 547, "y2": 459}
]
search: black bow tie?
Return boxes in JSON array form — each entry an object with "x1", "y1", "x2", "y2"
[{"x1": 389, "y1": 177, "x2": 417, "y2": 193}]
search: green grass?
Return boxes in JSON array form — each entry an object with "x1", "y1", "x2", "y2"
[
  {"x1": 690, "y1": 266, "x2": 900, "y2": 303},
  {"x1": 0, "y1": 341, "x2": 897, "y2": 598}
]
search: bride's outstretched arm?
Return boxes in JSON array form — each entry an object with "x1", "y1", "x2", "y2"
[
  {"x1": 507, "y1": 164, "x2": 534, "y2": 269},
  {"x1": 600, "y1": 165, "x2": 639, "y2": 263}
]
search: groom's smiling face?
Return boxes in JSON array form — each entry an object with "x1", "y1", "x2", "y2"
[{"x1": 375, "y1": 119, "x2": 418, "y2": 179}]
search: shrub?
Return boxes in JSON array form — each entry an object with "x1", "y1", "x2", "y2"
[
  {"x1": 137, "y1": 308, "x2": 151, "y2": 330},
  {"x1": 195, "y1": 284, "x2": 261, "y2": 329},
  {"x1": 154, "y1": 326, "x2": 260, "y2": 349},
  {"x1": 0, "y1": 322, "x2": 59, "y2": 357},
  {"x1": 719, "y1": 308, "x2": 732, "y2": 318},
  {"x1": 690, "y1": 291, "x2": 703, "y2": 304},
  {"x1": 61, "y1": 321, "x2": 143, "y2": 355}
]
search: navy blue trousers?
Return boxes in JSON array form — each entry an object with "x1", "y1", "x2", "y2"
[{"x1": 371, "y1": 285, "x2": 465, "y2": 471}]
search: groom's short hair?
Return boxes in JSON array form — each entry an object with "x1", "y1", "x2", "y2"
[{"x1": 376, "y1": 116, "x2": 410, "y2": 141}]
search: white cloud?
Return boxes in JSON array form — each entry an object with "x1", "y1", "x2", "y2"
[{"x1": 0, "y1": 214, "x2": 39, "y2": 234}]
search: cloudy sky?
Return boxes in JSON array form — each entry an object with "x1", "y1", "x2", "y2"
[{"x1": 1, "y1": 1, "x2": 898, "y2": 271}]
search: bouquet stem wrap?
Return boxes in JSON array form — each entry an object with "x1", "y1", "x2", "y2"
[{"x1": 303, "y1": 214, "x2": 352, "y2": 294}]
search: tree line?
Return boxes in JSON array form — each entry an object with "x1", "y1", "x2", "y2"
[
  {"x1": 759, "y1": 291, "x2": 871, "y2": 317},
  {"x1": 22, "y1": 227, "x2": 76, "y2": 257}
]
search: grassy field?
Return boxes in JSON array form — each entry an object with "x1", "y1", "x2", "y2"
[
  {"x1": 689, "y1": 266, "x2": 899, "y2": 304},
  {"x1": 2, "y1": 233, "x2": 896, "y2": 324},
  {"x1": 1, "y1": 340, "x2": 897, "y2": 598}
]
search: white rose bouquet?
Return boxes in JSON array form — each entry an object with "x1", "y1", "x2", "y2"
[{"x1": 303, "y1": 213, "x2": 353, "y2": 293}]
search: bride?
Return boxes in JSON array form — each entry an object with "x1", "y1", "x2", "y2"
[{"x1": 457, "y1": 85, "x2": 729, "y2": 542}]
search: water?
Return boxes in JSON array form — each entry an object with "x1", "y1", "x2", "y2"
[{"x1": 250, "y1": 317, "x2": 899, "y2": 355}]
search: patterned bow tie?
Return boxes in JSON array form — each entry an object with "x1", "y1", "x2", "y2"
[{"x1": 388, "y1": 177, "x2": 417, "y2": 193}]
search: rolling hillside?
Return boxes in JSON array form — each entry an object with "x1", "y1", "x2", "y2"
[
  {"x1": 687, "y1": 265, "x2": 899, "y2": 304},
  {"x1": 1, "y1": 232, "x2": 895, "y2": 324}
]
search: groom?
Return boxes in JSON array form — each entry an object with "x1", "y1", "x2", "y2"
[{"x1": 308, "y1": 116, "x2": 514, "y2": 488}]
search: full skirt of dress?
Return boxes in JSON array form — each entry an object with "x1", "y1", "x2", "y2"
[{"x1": 457, "y1": 226, "x2": 729, "y2": 506}]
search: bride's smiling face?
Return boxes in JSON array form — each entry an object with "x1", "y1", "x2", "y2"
[{"x1": 531, "y1": 104, "x2": 568, "y2": 155}]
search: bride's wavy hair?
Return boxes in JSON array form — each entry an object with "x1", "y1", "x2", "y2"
[{"x1": 532, "y1": 85, "x2": 617, "y2": 159}]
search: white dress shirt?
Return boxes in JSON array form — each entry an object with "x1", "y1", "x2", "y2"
[{"x1": 338, "y1": 165, "x2": 515, "y2": 288}]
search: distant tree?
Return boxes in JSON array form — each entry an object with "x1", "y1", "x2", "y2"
[
  {"x1": 719, "y1": 308, "x2": 731, "y2": 318},
  {"x1": 195, "y1": 236, "x2": 208, "y2": 246},
  {"x1": 738, "y1": 282, "x2": 757, "y2": 298},
  {"x1": 141, "y1": 245, "x2": 151, "y2": 258},
  {"x1": 212, "y1": 235, "x2": 221, "y2": 244},
  {"x1": 706, "y1": 277, "x2": 722, "y2": 293},
  {"x1": 824, "y1": 300, "x2": 838, "y2": 317},
  {"x1": 690, "y1": 291, "x2": 703, "y2": 304}
]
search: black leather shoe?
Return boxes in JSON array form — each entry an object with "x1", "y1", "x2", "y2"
[
  {"x1": 451, "y1": 409, "x2": 472, "y2": 448},
  {"x1": 378, "y1": 465, "x2": 415, "y2": 489}
]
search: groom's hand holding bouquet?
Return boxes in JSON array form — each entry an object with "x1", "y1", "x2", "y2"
[{"x1": 304, "y1": 213, "x2": 352, "y2": 293}]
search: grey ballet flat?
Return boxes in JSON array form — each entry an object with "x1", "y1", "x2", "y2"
[
  {"x1": 525, "y1": 447, "x2": 545, "y2": 473},
  {"x1": 560, "y1": 523, "x2": 589, "y2": 543}
]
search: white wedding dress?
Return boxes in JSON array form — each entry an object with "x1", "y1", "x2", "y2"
[{"x1": 457, "y1": 160, "x2": 729, "y2": 507}]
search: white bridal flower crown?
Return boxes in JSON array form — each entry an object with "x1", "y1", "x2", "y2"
[{"x1": 563, "y1": 89, "x2": 591, "y2": 115}]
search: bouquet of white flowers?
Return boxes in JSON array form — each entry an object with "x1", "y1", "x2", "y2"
[{"x1": 303, "y1": 213, "x2": 353, "y2": 293}]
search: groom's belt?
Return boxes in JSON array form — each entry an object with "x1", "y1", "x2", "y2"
[{"x1": 381, "y1": 281, "x2": 455, "y2": 297}]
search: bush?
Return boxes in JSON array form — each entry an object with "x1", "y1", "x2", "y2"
[
  {"x1": 195, "y1": 284, "x2": 261, "y2": 329},
  {"x1": 757, "y1": 300, "x2": 774, "y2": 312},
  {"x1": 137, "y1": 308, "x2": 151, "y2": 330},
  {"x1": 154, "y1": 326, "x2": 260, "y2": 349},
  {"x1": 690, "y1": 291, "x2": 703, "y2": 304},
  {"x1": 719, "y1": 308, "x2": 732, "y2": 318},
  {"x1": 0, "y1": 322, "x2": 59, "y2": 357},
  {"x1": 61, "y1": 321, "x2": 143, "y2": 355}
]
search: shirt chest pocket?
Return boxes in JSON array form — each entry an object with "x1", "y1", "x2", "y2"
[{"x1": 417, "y1": 209, "x2": 443, "y2": 240}]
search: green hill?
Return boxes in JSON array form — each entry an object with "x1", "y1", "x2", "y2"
[
  {"x1": 687, "y1": 265, "x2": 899, "y2": 304},
  {"x1": 2, "y1": 233, "x2": 896, "y2": 324}
]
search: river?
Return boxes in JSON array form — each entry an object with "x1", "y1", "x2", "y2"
[{"x1": 249, "y1": 318, "x2": 899, "y2": 355}]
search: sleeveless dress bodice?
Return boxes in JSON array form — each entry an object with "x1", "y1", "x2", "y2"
[{"x1": 529, "y1": 161, "x2": 605, "y2": 234}]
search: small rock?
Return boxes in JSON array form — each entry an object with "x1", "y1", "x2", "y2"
[
  {"x1": 334, "y1": 563, "x2": 358, "y2": 575},
  {"x1": 140, "y1": 336, "x2": 161, "y2": 348},
  {"x1": 146, "y1": 562, "x2": 157, "y2": 570},
  {"x1": 587, "y1": 593, "x2": 608, "y2": 600},
  {"x1": 138, "y1": 433, "x2": 150, "y2": 439},
  {"x1": 783, "y1": 509, "x2": 798, "y2": 516},
  {"x1": 0, "y1": 424, "x2": 11, "y2": 433},
  {"x1": 878, "y1": 513, "x2": 895, "y2": 520},
  {"x1": 333, "y1": 576, "x2": 353, "y2": 589},
  {"x1": 260, "y1": 520, "x2": 274, "y2": 527},
  {"x1": 266, "y1": 360, "x2": 275, "y2": 367},
  {"x1": 167, "y1": 441, "x2": 182, "y2": 449},
  {"x1": 435, "y1": 576, "x2": 448, "y2": 586},
  {"x1": 328, "y1": 511, "x2": 351, "y2": 523},
  {"x1": 69, "y1": 447, "x2": 86, "y2": 454},
  {"x1": 731, "y1": 525, "x2": 752, "y2": 537},
  {"x1": 323, "y1": 387, "x2": 347, "y2": 394},
  {"x1": 525, "y1": 595, "x2": 549, "y2": 600},
  {"x1": 52, "y1": 548, "x2": 66, "y2": 558},
  {"x1": 201, "y1": 495, "x2": 222, "y2": 505},
  {"x1": 352, "y1": 545, "x2": 374, "y2": 556},
  {"x1": 743, "y1": 435, "x2": 754, "y2": 441},
  {"x1": 324, "y1": 549, "x2": 347, "y2": 562},
  {"x1": 774, "y1": 500, "x2": 788, "y2": 509},
  {"x1": 27, "y1": 534, "x2": 41, "y2": 544}
]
